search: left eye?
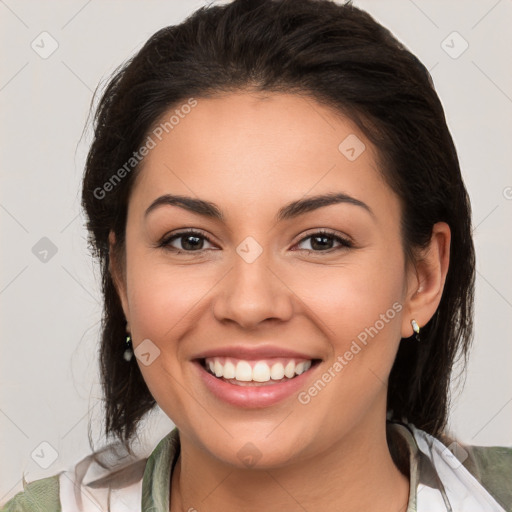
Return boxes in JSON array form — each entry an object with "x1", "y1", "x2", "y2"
[{"x1": 294, "y1": 231, "x2": 352, "y2": 252}]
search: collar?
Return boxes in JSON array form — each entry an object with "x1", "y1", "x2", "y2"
[
  {"x1": 141, "y1": 427, "x2": 180, "y2": 511},
  {"x1": 61, "y1": 422, "x2": 505, "y2": 511},
  {"x1": 391, "y1": 421, "x2": 507, "y2": 511}
]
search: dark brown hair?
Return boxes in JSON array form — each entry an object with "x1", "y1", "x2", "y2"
[{"x1": 82, "y1": 0, "x2": 475, "y2": 451}]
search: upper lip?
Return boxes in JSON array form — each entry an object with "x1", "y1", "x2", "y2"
[{"x1": 192, "y1": 345, "x2": 321, "y2": 361}]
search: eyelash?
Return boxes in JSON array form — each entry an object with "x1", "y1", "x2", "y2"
[{"x1": 158, "y1": 228, "x2": 353, "y2": 255}]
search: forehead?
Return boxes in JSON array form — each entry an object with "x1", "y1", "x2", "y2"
[{"x1": 129, "y1": 91, "x2": 398, "y2": 223}]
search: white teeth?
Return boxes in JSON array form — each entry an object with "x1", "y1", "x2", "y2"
[
  {"x1": 223, "y1": 360, "x2": 236, "y2": 379},
  {"x1": 235, "y1": 361, "x2": 253, "y2": 381},
  {"x1": 214, "y1": 360, "x2": 223, "y2": 378},
  {"x1": 284, "y1": 361, "x2": 295, "y2": 378},
  {"x1": 253, "y1": 361, "x2": 271, "y2": 382},
  {"x1": 270, "y1": 362, "x2": 285, "y2": 380},
  {"x1": 295, "y1": 362, "x2": 306, "y2": 375},
  {"x1": 204, "y1": 357, "x2": 314, "y2": 383}
]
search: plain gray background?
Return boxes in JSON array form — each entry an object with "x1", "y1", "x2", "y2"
[{"x1": 1, "y1": 0, "x2": 511, "y2": 504}]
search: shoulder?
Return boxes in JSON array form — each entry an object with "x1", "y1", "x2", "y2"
[
  {"x1": 0, "y1": 440, "x2": 148, "y2": 512},
  {"x1": 0, "y1": 474, "x2": 61, "y2": 512},
  {"x1": 410, "y1": 422, "x2": 512, "y2": 511},
  {"x1": 457, "y1": 441, "x2": 512, "y2": 511},
  {"x1": 1, "y1": 430, "x2": 179, "y2": 512}
]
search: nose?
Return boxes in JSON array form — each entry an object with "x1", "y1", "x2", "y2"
[{"x1": 212, "y1": 249, "x2": 294, "y2": 330}]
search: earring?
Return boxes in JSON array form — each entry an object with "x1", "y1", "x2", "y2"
[
  {"x1": 411, "y1": 319, "x2": 420, "y2": 341},
  {"x1": 124, "y1": 334, "x2": 134, "y2": 361}
]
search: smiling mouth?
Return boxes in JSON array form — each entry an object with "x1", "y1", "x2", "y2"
[{"x1": 199, "y1": 357, "x2": 322, "y2": 387}]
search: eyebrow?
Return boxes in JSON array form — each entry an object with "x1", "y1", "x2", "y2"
[{"x1": 144, "y1": 192, "x2": 374, "y2": 222}]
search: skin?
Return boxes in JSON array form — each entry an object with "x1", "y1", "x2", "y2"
[{"x1": 110, "y1": 91, "x2": 450, "y2": 512}]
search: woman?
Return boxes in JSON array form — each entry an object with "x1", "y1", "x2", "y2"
[{"x1": 2, "y1": 0, "x2": 511, "y2": 510}]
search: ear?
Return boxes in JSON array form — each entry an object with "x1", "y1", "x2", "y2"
[
  {"x1": 108, "y1": 230, "x2": 130, "y2": 327},
  {"x1": 401, "y1": 222, "x2": 451, "y2": 338}
]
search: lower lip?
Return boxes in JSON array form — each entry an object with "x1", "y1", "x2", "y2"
[{"x1": 194, "y1": 360, "x2": 320, "y2": 408}]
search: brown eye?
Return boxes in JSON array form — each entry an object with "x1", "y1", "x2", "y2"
[
  {"x1": 294, "y1": 230, "x2": 353, "y2": 252},
  {"x1": 159, "y1": 230, "x2": 215, "y2": 253}
]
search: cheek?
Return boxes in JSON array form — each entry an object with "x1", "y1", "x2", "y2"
[
  {"x1": 123, "y1": 251, "x2": 215, "y2": 421},
  {"x1": 292, "y1": 254, "x2": 407, "y2": 422},
  {"x1": 289, "y1": 251, "x2": 405, "y2": 343},
  {"x1": 292, "y1": 258, "x2": 405, "y2": 427},
  {"x1": 124, "y1": 248, "x2": 213, "y2": 341}
]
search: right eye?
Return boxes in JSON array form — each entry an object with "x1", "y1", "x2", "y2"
[{"x1": 158, "y1": 229, "x2": 217, "y2": 254}]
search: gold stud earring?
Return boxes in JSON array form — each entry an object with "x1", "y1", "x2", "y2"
[
  {"x1": 124, "y1": 334, "x2": 134, "y2": 361},
  {"x1": 411, "y1": 319, "x2": 420, "y2": 341}
]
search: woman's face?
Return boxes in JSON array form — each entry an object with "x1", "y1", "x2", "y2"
[{"x1": 114, "y1": 91, "x2": 425, "y2": 468}]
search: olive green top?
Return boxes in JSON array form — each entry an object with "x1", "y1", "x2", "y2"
[{"x1": 2, "y1": 421, "x2": 511, "y2": 511}]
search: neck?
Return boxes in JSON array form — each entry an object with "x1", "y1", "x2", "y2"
[{"x1": 169, "y1": 418, "x2": 410, "y2": 512}]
